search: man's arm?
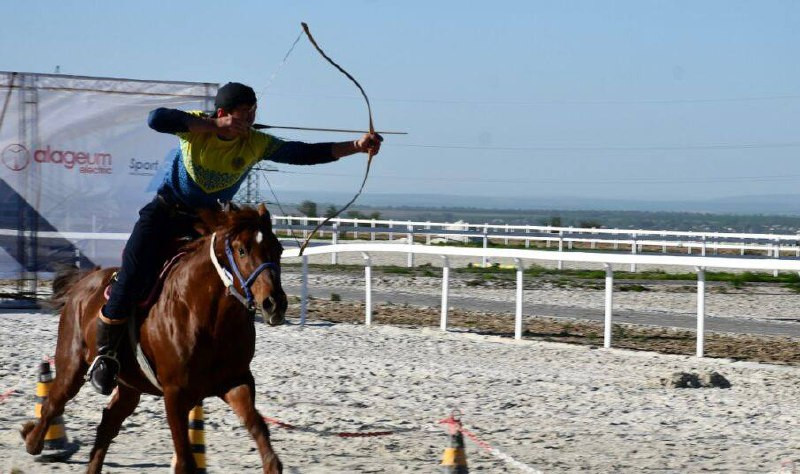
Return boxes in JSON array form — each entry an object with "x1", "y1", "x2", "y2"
[
  {"x1": 266, "y1": 133, "x2": 382, "y2": 166},
  {"x1": 147, "y1": 108, "x2": 245, "y2": 135}
]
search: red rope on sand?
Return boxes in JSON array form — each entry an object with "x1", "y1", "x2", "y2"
[{"x1": 0, "y1": 388, "x2": 18, "y2": 403}]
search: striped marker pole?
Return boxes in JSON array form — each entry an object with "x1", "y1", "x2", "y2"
[
  {"x1": 34, "y1": 359, "x2": 78, "y2": 462},
  {"x1": 188, "y1": 403, "x2": 207, "y2": 472},
  {"x1": 440, "y1": 415, "x2": 468, "y2": 473},
  {"x1": 172, "y1": 402, "x2": 206, "y2": 473}
]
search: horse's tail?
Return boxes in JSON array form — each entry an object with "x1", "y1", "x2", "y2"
[{"x1": 48, "y1": 265, "x2": 96, "y2": 312}]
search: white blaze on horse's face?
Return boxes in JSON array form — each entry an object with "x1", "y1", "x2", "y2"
[{"x1": 255, "y1": 231, "x2": 263, "y2": 244}]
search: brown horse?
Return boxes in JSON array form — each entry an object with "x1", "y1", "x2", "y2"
[{"x1": 21, "y1": 203, "x2": 288, "y2": 473}]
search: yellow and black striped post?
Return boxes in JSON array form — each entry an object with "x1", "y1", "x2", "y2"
[
  {"x1": 440, "y1": 417, "x2": 468, "y2": 473},
  {"x1": 34, "y1": 359, "x2": 78, "y2": 462},
  {"x1": 188, "y1": 403, "x2": 207, "y2": 472},
  {"x1": 172, "y1": 402, "x2": 206, "y2": 473}
]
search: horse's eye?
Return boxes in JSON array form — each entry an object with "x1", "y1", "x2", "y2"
[{"x1": 238, "y1": 247, "x2": 246, "y2": 258}]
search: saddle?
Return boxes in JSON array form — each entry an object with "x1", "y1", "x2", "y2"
[{"x1": 103, "y1": 251, "x2": 188, "y2": 393}]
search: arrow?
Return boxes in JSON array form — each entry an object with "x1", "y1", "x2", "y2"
[{"x1": 253, "y1": 123, "x2": 407, "y2": 135}]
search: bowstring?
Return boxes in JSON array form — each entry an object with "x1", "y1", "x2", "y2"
[
  {"x1": 262, "y1": 171, "x2": 301, "y2": 249},
  {"x1": 256, "y1": 30, "x2": 305, "y2": 248}
]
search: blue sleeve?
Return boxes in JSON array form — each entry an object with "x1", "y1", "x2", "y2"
[
  {"x1": 265, "y1": 141, "x2": 339, "y2": 165},
  {"x1": 147, "y1": 108, "x2": 193, "y2": 134}
]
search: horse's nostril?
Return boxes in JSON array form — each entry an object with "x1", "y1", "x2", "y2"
[{"x1": 261, "y1": 297, "x2": 274, "y2": 312}]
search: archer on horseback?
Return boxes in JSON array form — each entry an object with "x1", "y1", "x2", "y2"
[{"x1": 89, "y1": 82, "x2": 383, "y2": 395}]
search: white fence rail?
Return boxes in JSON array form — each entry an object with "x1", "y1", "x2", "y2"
[
  {"x1": 283, "y1": 243, "x2": 800, "y2": 358},
  {"x1": 272, "y1": 216, "x2": 800, "y2": 275},
  {"x1": 5, "y1": 217, "x2": 800, "y2": 275}
]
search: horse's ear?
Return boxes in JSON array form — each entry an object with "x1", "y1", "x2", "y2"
[{"x1": 258, "y1": 203, "x2": 273, "y2": 231}]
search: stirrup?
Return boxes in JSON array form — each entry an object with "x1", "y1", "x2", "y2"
[{"x1": 87, "y1": 352, "x2": 120, "y2": 395}]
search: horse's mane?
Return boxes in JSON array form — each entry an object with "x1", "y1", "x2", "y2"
[
  {"x1": 181, "y1": 206, "x2": 267, "y2": 254},
  {"x1": 48, "y1": 265, "x2": 99, "y2": 312}
]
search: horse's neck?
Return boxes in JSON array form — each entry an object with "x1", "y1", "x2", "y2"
[{"x1": 165, "y1": 236, "x2": 224, "y2": 295}]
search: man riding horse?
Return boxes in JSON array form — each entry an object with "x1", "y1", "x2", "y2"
[{"x1": 89, "y1": 82, "x2": 382, "y2": 395}]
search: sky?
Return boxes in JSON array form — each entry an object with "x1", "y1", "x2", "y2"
[{"x1": 2, "y1": 1, "x2": 799, "y2": 204}]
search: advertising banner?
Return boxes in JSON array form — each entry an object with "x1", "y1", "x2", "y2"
[{"x1": 0, "y1": 72, "x2": 216, "y2": 274}]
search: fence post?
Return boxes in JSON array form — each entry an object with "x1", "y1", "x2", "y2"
[
  {"x1": 353, "y1": 218, "x2": 358, "y2": 239},
  {"x1": 604, "y1": 263, "x2": 613, "y2": 349},
  {"x1": 504, "y1": 224, "x2": 510, "y2": 245},
  {"x1": 441, "y1": 256, "x2": 449, "y2": 331},
  {"x1": 371, "y1": 220, "x2": 376, "y2": 241},
  {"x1": 701, "y1": 235, "x2": 707, "y2": 257},
  {"x1": 363, "y1": 253, "x2": 372, "y2": 325},
  {"x1": 696, "y1": 266, "x2": 705, "y2": 358},
  {"x1": 774, "y1": 239, "x2": 780, "y2": 277},
  {"x1": 331, "y1": 223, "x2": 338, "y2": 265},
  {"x1": 525, "y1": 227, "x2": 530, "y2": 248},
  {"x1": 482, "y1": 224, "x2": 489, "y2": 267},
  {"x1": 426, "y1": 221, "x2": 431, "y2": 245},
  {"x1": 557, "y1": 231, "x2": 564, "y2": 271},
  {"x1": 300, "y1": 255, "x2": 308, "y2": 325},
  {"x1": 74, "y1": 248, "x2": 81, "y2": 269},
  {"x1": 630, "y1": 234, "x2": 637, "y2": 273},
  {"x1": 568, "y1": 227, "x2": 573, "y2": 250},
  {"x1": 407, "y1": 223, "x2": 414, "y2": 268},
  {"x1": 514, "y1": 258, "x2": 523, "y2": 340}
]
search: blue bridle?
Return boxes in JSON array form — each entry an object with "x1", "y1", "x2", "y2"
[{"x1": 222, "y1": 237, "x2": 281, "y2": 309}]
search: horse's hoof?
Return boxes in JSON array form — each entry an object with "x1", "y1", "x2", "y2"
[
  {"x1": 20, "y1": 421, "x2": 44, "y2": 455},
  {"x1": 267, "y1": 457, "x2": 283, "y2": 474}
]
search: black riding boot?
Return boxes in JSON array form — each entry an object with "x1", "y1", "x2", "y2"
[{"x1": 88, "y1": 315, "x2": 127, "y2": 395}]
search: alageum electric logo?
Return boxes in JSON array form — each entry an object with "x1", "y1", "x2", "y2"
[
  {"x1": 1, "y1": 143, "x2": 30, "y2": 171},
  {"x1": 1, "y1": 144, "x2": 113, "y2": 174}
]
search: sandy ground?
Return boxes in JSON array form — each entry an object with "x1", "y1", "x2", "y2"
[{"x1": 2, "y1": 307, "x2": 800, "y2": 473}]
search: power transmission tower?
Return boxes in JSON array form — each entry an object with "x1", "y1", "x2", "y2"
[{"x1": 237, "y1": 165, "x2": 279, "y2": 205}]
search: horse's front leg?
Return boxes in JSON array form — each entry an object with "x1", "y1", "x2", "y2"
[
  {"x1": 221, "y1": 374, "x2": 282, "y2": 474},
  {"x1": 21, "y1": 323, "x2": 88, "y2": 456},
  {"x1": 86, "y1": 383, "x2": 141, "y2": 474},
  {"x1": 163, "y1": 387, "x2": 196, "y2": 474}
]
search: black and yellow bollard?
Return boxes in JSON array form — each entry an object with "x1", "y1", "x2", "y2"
[
  {"x1": 34, "y1": 359, "x2": 79, "y2": 462},
  {"x1": 172, "y1": 402, "x2": 207, "y2": 473},
  {"x1": 188, "y1": 403, "x2": 207, "y2": 472},
  {"x1": 440, "y1": 415, "x2": 468, "y2": 473}
]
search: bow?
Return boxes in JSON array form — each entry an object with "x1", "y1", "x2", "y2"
[{"x1": 295, "y1": 22, "x2": 377, "y2": 255}]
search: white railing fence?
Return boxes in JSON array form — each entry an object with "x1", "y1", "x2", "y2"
[
  {"x1": 284, "y1": 243, "x2": 800, "y2": 358},
  {"x1": 272, "y1": 216, "x2": 800, "y2": 275},
  {"x1": 4, "y1": 218, "x2": 800, "y2": 276}
]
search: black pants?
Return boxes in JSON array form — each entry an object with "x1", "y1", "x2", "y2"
[{"x1": 101, "y1": 195, "x2": 198, "y2": 321}]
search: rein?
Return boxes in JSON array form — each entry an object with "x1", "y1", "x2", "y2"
[{"x1": 209, "y1": 232, "x2": 280, "y2": 310}]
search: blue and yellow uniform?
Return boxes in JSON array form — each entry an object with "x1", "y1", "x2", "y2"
[{"x1": 150, "y1": 108, "x2": 337, "y2": 208}]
